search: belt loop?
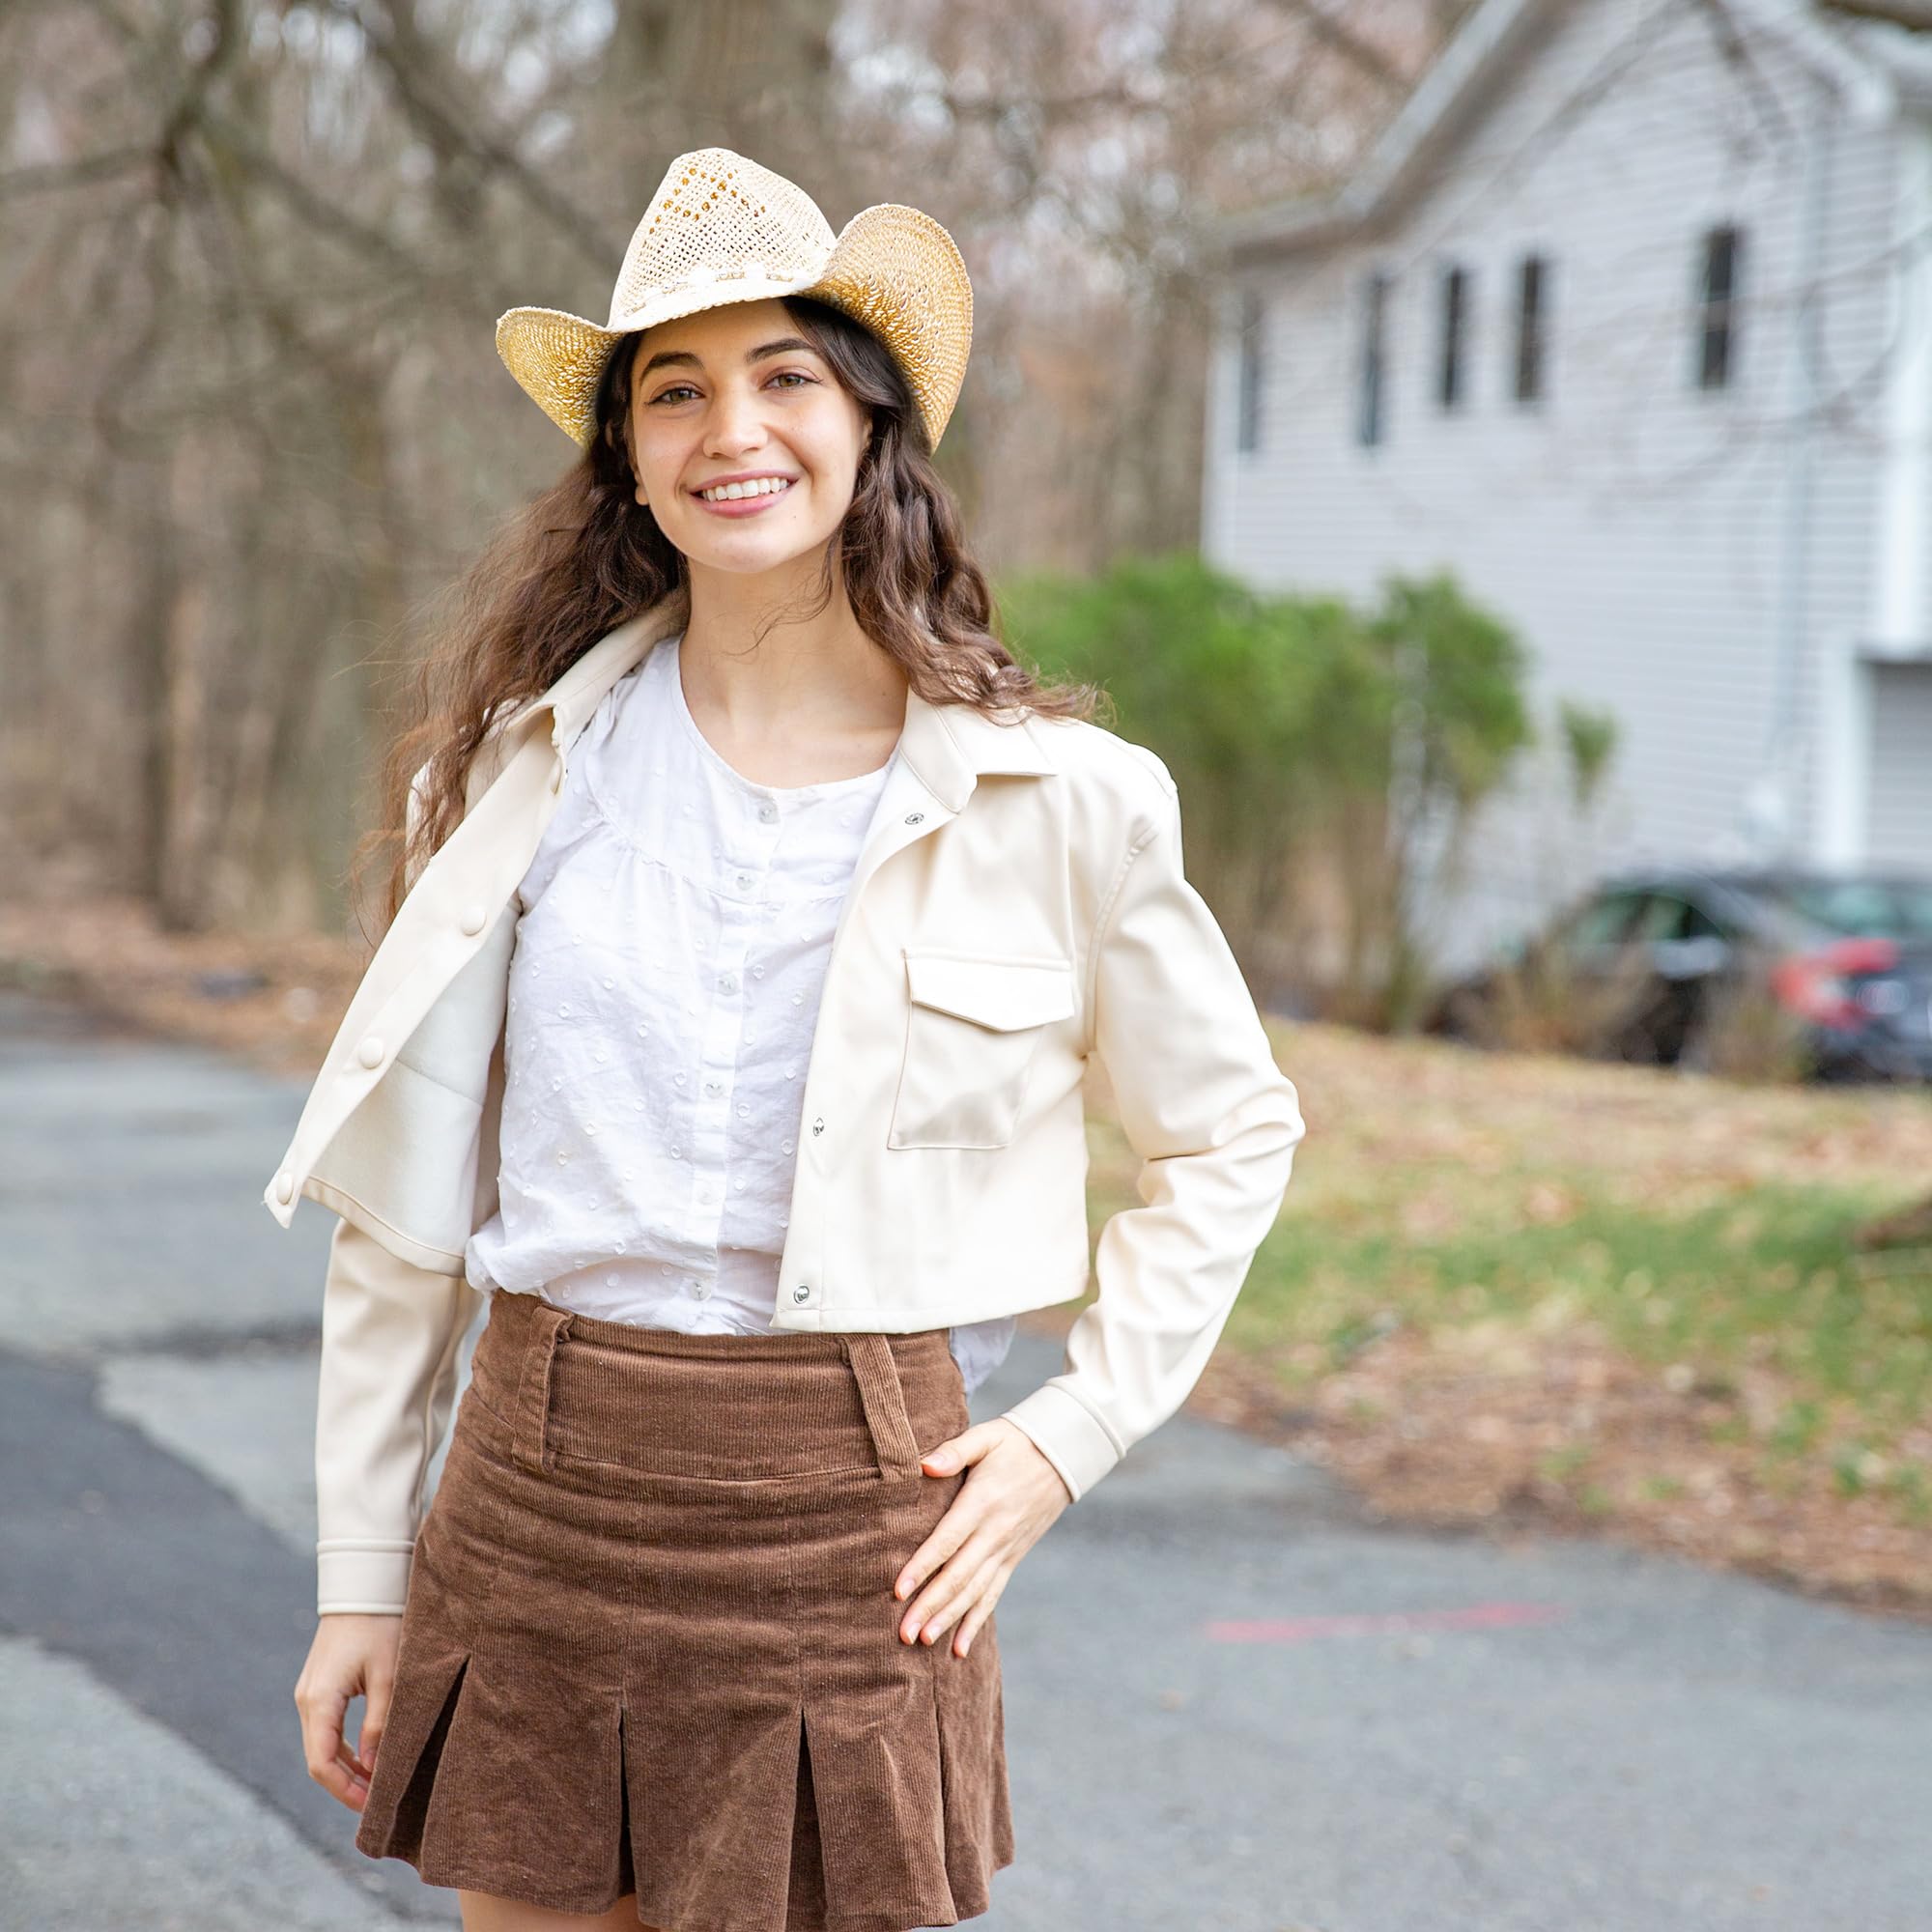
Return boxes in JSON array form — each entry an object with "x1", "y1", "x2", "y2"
[
  {"x1": 845, "y1": 1333, "x2": 923, "y2": 1481},
  {"x1": 511, "y1": 1298, "x2": 574, "y2": 1474}
]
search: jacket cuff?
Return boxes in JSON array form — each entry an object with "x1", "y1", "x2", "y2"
[
  {"x1": 317, "y1": 1540, "x2": 414, "y2": 1616},
  {"x1": 999, "y1": 1382, "x2": 1123, "y2": 1503}
]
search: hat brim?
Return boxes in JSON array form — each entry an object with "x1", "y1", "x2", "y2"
[{"x1": 495, "y1": 202, "x2": 972, "y2": 456}]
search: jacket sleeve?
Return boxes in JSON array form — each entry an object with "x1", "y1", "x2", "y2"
[
  {"x1": 316, "y1": 1213, "x2": 483, "y2": 1615},
  {"x1": 310, "y1": 755, "x2": 486, "y2": 1614},
  {"x1": 997, "y1": 769, "x2": 1305, "y2": 1502}
]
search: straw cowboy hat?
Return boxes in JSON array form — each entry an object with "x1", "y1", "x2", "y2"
[{"x1": 495, "y1": 146, "x2": 974, "y2": 456}]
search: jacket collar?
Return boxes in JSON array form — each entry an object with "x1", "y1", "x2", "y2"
[{"x1": 498, "y1": 592, "x2": 1059, "y2": 807}]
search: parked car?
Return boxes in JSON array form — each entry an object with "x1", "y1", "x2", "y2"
[{"x1": 1423, "y1": 867, "x2": 1932, "y2": 1082}]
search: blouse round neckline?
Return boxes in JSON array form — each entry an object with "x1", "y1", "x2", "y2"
[{"x1": 665, "y1": 634, "x2": 903, "y2": 801}]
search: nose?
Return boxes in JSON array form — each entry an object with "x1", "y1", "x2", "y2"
[{"x1": 702, "y1": 380, "x2": 769, "y2": 458}]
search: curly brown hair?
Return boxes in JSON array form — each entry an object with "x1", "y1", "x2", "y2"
[{"x1": 358, "y1": 294, "x2": 1101, "y2": 932}]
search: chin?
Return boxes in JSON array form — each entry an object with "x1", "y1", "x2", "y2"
[{"x1": 678, "y1": 521, "x2": 840, "y2": 574}]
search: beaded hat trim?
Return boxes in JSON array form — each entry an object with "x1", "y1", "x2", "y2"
[{"x1": 496, "y1": 146, "x2": 973, "y2": 455}]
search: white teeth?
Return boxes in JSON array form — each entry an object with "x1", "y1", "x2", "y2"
[{"x1": 699, "y1": 477, "x2": 791, "y2": 501}]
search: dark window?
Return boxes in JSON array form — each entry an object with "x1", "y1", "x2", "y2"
[
  {"x1": 1695, "y1": 225, "x2": 1743, "y2": 390},
  {"x1": 1559, "y1": 889, "x2": 1648, "y2": 952},
  {"x1": 1636, "y1": 895, "x2": 1726, "y2": 943},
  {"x1": 1437, "y1": 265, "x2": 1470, "y2": 410},
  {"x1": 1513, "y1": 254, "x2": 1548, "y2": 405},
  {"x1": 1357, "y1": 270, "x2": 1390, "y2": 446},
  {"x1": 1236, "y1": 291, "x2": 1264, "y2": 453}
]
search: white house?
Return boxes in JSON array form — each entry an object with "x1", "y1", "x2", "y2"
[{"x1": 1207, "y1": 0, "x2": 1932, "y2": 970}]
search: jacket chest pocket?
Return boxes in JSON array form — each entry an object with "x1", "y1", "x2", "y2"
[{"x1": 889, "y1": 949, "x2": 1079, "y2": 1151}]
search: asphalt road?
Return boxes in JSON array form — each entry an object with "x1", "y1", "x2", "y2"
[{"x1": 2, "y1": 988, "x2": 1929, "y2": 1931}]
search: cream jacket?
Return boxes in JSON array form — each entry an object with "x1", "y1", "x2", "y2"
[{"x1": 266, "y1": 592, "x2": 1306, "y2": 1613}]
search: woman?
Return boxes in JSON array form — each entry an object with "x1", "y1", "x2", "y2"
[{"x1": 284, "y1": 147, "x2": 1304, "y2": 1932}]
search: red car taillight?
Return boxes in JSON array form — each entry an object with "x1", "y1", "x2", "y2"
[{"x1": 1770, "y1": 936, "x2": 1901, "y2": 1029}]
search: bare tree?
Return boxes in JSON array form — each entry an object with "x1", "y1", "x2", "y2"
[{"x1": 0, "y1": 0, "x2": 1426, "y2": 928}]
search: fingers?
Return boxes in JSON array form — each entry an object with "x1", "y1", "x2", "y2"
[
  {"x1": 894, "y1": 1494, "x2": 976, "y2": 1606},
  {"x1": 357, "y1": 1664, "x2": 393, "y2": 1778},
  {"x1": 899, "y1": 1525, "x2": 998, "y2": 1640},
  {"x1": 903, "y1": 1542, "x2": 1005, "y2": 1650},
  {"x1": 895, "y1": 1424, "x2": 1068, "y2": 1653},
  {"x1": 297, "y1": 1676, "x2": 371, "y2": 1810},
  {"x1": 296, "y1": 1624, "x2": 401, "y2": 1814},
  {"x1": 918, "y1": 1421, "x2": 997, "y2": 1476},
  {"x1": 335, "y1": 1738, "x2": 375, "y2": 1809},
  {"x1": 952, "y1": 1573, "x2": 1010, "y2": 1658}
]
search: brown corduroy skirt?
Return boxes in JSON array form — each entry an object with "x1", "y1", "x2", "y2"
[{"x1": 354, "y1": 1285, "x2": 1016, "y2": 1930}]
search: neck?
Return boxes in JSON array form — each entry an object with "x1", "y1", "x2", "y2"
[{"x1": 675, "y1": 551, "x2": 908, "y2": 778}]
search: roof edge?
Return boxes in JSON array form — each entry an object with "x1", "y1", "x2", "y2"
[{"x1": 1213, "y1": 0, "x2": 1903, "y2": 265}]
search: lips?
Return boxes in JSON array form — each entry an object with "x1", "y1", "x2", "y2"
[{"x1": 692, "y1": 476, "x2": 796, "y2": 517}]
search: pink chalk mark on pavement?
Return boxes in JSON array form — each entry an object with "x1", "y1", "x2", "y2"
[{"x1": 1205, "y1": 1602, "x2": 1569, "y2": 1643}]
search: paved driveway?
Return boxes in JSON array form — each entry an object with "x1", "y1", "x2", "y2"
[{"x1": 1, "y1": 990, "x2": 1927, "y2": 1930}]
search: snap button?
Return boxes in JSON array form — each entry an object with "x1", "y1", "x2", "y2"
[
  {"x1": 792, "y1": 1285, "x2": 810, "y2": 1304},
  {"x1": 274, "y1": 1170, "x2": 295, "y2": 1205},
  {"x1": 356, "y1": 1036, "x2": 384, "y2": 1069},
  {"x1": 460, "y1": 903, "x2": 488, "y2": 936}
]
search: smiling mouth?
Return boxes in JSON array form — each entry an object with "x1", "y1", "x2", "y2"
[{"x1": 694, "y1": 477, "x2": 796, "y2": 505}]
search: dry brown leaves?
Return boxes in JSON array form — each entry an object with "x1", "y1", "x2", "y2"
[
  {"x1": 0, "y1": 894, "x2": 364, "y2": 1075},
  {"x1": 1068, "y1": 1022, "x2": 1932, "y2": 1623}
]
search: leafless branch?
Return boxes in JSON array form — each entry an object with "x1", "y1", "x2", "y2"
[
  {"x1": 1257, "y1": 0, "x2": 1415, "y2": 94},
  {"x1": 322, "y1": 0, "x2": 618, "y2": 267},
  {"x1": 1814, "y1": 0, "x2": 1932, "y2": 29}
]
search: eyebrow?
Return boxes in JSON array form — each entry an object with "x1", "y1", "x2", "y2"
[{"x1": 637, "y1": 336, "x2": 822, "y2": 380}]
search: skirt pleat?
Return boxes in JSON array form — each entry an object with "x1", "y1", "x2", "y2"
[{"x1": 351, "y1": 1286, "x2": 1015, "y2": 1931}]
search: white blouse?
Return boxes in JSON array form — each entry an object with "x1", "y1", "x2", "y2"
[{"x1": 463, "y1": 631, "x2": 1019, "y2": 1398}]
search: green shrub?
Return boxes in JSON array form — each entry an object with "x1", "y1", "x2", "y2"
[{"x1": 998, "y1": 552, "x2": 1548, "y2": 1029}]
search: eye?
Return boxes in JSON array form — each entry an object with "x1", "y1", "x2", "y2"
[{"x1": 645, "y1": 370, "x2": 817, "y2": 407}]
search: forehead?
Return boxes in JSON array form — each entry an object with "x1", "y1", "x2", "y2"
[{"x1": 630, "y1": 298, "x2": 818, "y2": 373}]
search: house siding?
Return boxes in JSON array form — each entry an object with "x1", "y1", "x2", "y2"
[{"x1": 1208, "y1": 0, "x2": 1909, "y2": 970}]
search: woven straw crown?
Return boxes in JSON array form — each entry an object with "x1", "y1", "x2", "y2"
[{"x1": 496, "y1": 147, "x2": 973, "y2": 455}]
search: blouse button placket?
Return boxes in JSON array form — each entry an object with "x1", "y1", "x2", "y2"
[
  {"x1": 474, "y1": 650, "x2": 918, "y2": 1340},
  {"x1": 693, "y1": 781, "x2": 779, "y2": 1257}
]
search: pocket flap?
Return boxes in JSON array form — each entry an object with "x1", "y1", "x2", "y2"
[{"x1": 902, "y1": 952, "x2": 1078, "y2": 1032}]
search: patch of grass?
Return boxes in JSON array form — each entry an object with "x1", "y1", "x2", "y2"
[
  {"x1": 1236, "y1": 1167, "x2": 1917, "y2": 1383},
  {"x1": 1223, "y1": 1178, "x2": 1932, "y2": 1473},
  {"x1": 1770, "y1": 1401, "x2": 1824, "y2": 1459},
  {"x1": 1080, "y1": 1023, "x2": 1932, "y2": 1577},
  {"x1": 1538, "y1": 1442, "x2": 1593, "y2": 1484},
  {"x1": 1895, "y1": 1463, "x2": 1931, "y2": 1522}
]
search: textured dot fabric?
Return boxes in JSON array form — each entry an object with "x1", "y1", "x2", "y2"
[{"x1": 464, "y1": 630, "x2": 1019, "y2": 1396}]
